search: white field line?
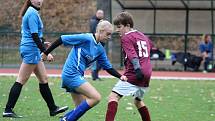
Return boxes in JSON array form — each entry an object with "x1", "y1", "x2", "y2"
[{"x1": 1, "y1": 73, "x2": 215, "y2": 80}]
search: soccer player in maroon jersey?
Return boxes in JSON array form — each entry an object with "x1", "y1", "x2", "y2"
[{"x1": 105, "y1": 12, "x2": 152, "y2": 121}]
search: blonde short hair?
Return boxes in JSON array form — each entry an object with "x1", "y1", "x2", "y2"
[{"x1": 96, "y1": 20, "x2": 112, "y2": 32}]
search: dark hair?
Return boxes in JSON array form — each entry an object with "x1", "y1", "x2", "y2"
[
  {"x1": 18, "y1": 0, "x2": 31, "y2": 18},
  {"x1": 113, "y1": 11, "x2": 134, "y2": 28},
  {"x1": 204, "y1": 34, "x2": 210, "y2": 40}
]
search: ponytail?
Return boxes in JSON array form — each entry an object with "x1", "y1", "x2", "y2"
[{"x1": 18, "y1": 0, "x2": 31, "y2": 18}]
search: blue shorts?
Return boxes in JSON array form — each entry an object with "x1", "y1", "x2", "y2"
[
  {"x1": 61, "y1": 74, "x2": 87, "y2": 93},
  {"x1": 20, "y1": 46, "x2": 41, "y2": 64}
]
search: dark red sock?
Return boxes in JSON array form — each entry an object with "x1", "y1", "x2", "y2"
[
  {"x1": 105, "y1": 101, "x2": 118, "y2": 121},
  {"x1": 138, "y1": 106, "x2": 151, "y2": 121}
]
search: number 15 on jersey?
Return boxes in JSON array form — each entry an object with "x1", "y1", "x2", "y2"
[{"x1": 137, "y1": 41, "x2": 149, "y2": 58}]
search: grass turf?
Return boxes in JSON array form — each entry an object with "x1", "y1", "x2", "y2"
[{"x1": 0, "y1": 76, "x2": 215, "y2": 121}]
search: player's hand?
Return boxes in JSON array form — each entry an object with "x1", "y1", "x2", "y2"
[
  {"x1": 41, "y1": 52, "x2": 47, "y2": 61},
  {"x1": 135, "y1": 68, "x2": 144, "y2": 81},
  {"x1": 47, "y1": 54, "x2": 54, "y2": 62},
  {"x1": 120, "y1": 75, "x2": 127, "y2": 81}
]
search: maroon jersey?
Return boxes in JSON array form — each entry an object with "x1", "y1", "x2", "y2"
[{"x1": 121, "y1": 30, "x2": 152, "y2": 87}]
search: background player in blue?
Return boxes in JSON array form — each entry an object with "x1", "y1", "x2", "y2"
[
  {"x1": 2, "y1": 0, "x2": 68, "y2": 118},
  {"x1": 41, "y1": 20, "x2": 127, "y2": 121},
  {"x1": 199, "y1": 34, "x2": 213, "y2": 73}
]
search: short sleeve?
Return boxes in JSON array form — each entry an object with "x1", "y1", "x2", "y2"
[
  {"x1": 121, "y1": 36, "x2": 138, "y2": 60},
  {"x1": 28, "y1": 13, "x2": 39, "y2": 34}
]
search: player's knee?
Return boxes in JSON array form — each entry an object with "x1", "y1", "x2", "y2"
[
  {"x1": 134, "y1": 99, "x2": 145, "y2": 108},
  {"x1": 16, "y1": 80, "x2": 26, "y2": 85},
  {"x1": 95, "y1": 93, "x2": 102, "y2": 102},
  {"x1": 108, "y1": 93, "x2": 120, "y2": 102},
  {"x1": 16, "y1": 77, "x2": 29, "y2": 85},
  {"x1": 43, "y1": 75, "x2": 48, "y2": 81},
  {"x1": 91, "y1": 93, "x2": 101, "y2": 106},
  {"x1": 39, "y1": 76, "x2": 48, "y2": 83},
  {"x1": 108, "y1": 95, "x2": 116, "y2": 101}
]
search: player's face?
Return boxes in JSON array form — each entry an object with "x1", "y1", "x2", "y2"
[
  {"x1": 96, "y1": 10, "x2": 104, "y2": 20},
  {"x1": 99, "y1": 27, "x2": 112, "y2": 42},
  {"x1": 205, "y1": 35, "x2": 211, "y2": 43},
  {"x1": 31, "y1": 0, "x2": 43, "y2": 8},
  {"x1": 115, "y1": 24, "x2": 127, "y2": 36}
]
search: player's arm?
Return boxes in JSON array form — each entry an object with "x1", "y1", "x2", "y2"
[
  {"x1": 61, "y1": 34, "x2": 90, "y2": 46},
  {"x1": 105, "y1": 68, "x2": 121, "y2": 78},
  {"x1": 32, "y1": 33, "x2": 46, "y2": 52},
  {"x1": 43, "y1": 37, "x2": 63, "y2": 55},
  {"x1": 105, "y1": 68, "x2": 127, "y2": 81},
  {"x1": 28, "y1": 14, "x2": 46, "y2": 52},
  {"x1": 131, "y1": 58, "x2": 144, "y2": 81},
  {"x1": 105, "y1": 67, "x2": 127, "y2": 81},
  {"x1": 44, "y1": 34, "x2": 91, "y2": 56},
  {"x1": 40, "y1": 37, "x2": 62, "y2": 61},
  {"x1": 199, "y1": 44, "x2": 207, "y2": 58},
  {"x1": 97, "y1": 48, "x2": 127, "y2": 80}
]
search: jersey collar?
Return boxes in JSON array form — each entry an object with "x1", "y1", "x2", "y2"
[
  {"x1": 125, "y1": 30, "x2": 137, "y2": 35},
  {"x1": 91, "y1": 33, "x2": 99, "y2": 44}
]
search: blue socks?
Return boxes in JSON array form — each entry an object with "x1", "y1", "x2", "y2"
[{"x1": 62, "y1": 100, "x2": 91, "y2": 121}]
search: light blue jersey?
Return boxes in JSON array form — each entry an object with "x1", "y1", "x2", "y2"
[
  {"x1": 20, "y1": 6, "x2": 43, "y2": 48},
  {"x1": 60, "y1": 33, "x2": 112, "y2": 91},
  {"x1": 19, "y1": 6, "x2": 43, "y2": 64}
]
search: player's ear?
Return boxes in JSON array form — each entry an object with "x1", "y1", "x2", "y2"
[
  {"x1": 99, "y1": 29, "x2": 104, "y2": 35},
  {"x1": 126, "y1": 24, "x2": 130, "y2": 28},
  {"x1": 97, "y1": 30, "x2": 101, "y2": 35}
]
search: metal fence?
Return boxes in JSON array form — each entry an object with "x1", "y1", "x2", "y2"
[
  {"x1": 0, "y1": 32, "x2": 71, "y2": 69},
  {"x1": 112, "y1": 33, "x2": 215, "y2": 71},
  {"x1": 0, "y1": 32, "x2": 214, "y2": 71}
]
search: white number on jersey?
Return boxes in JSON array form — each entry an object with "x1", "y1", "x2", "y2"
[{"x1": 137, "y1": 41, "x2": 148, "y2": 57}]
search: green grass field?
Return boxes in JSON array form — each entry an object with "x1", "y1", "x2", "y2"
[{"x1": 0, "y1": 76, "x2": 215, "y2": 121}]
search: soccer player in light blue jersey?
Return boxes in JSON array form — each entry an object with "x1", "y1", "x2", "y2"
[
  {"x1": 42, "y1": 20, "x2": 127, "y2": 121},
  {"x1": 3, "y1": 0, "x2": 68, "y2": 118}
]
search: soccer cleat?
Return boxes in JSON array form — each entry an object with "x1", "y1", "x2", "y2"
[
  {"x1": 50, "y1": 106, "x2": 69, "y2": 116},
  {"x1": 3, "y1": 111, "x2": 23, "y2": 118}
]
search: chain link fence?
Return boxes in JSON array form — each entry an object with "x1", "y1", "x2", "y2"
[
  {"x1": 0, "y1": 32, "x2": 71, "y2": 69},
  {"x1": 0, "y1": 32, "x2": 214, "y2": 71}
]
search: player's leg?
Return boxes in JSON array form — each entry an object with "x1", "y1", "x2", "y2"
[
  {"x1": 133, "y1": 88, "x2": 151, "y2": 121},
  {"x1": 3, "y1": 62, "x2": 36, "y2": 118},
  {"x1": 62, "y1": 82, "x2": 101, "y2": 121},
  {"x1": 105, "y1": 91, "x2": 122, "y2": 121},
  {"x1": 62, "y1": 92, "x2": 87, "y2": 120},
  {"x1": 106, "y1": 80, "x2": 130, "y2": 121},
  {"x1": 134, "y1": 99, "x2": 151, "y2": 121},
  {"x1": 71, "y1": 93, "x2": 86, "y2": 106},
  {"x1": 61, "y1": 93, "x2": 85, "y2": 120},
  {"x1": 34, "y1": 61, "x2": 68, "y2": 116},
  {"x1": 204, "y1": 57, "x2": 210, "y2": 72}
]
